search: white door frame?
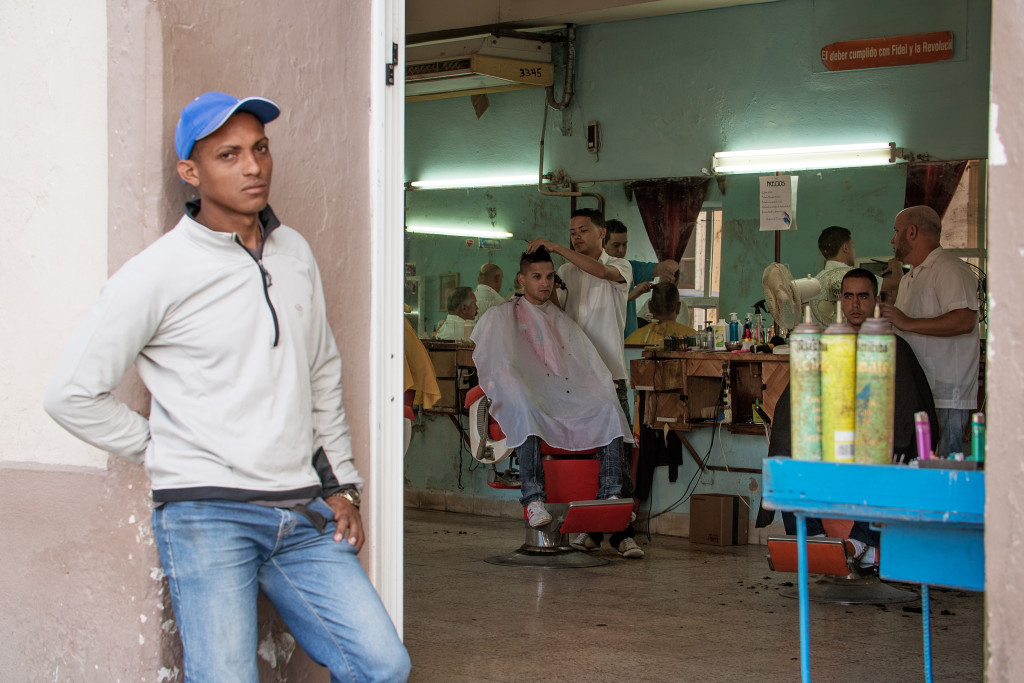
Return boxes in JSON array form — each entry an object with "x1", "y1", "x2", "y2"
[{"x1": 369, "y1": 0, "x2": 406, "y2": 634}]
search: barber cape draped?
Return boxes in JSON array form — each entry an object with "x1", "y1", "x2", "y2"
[{"x1": 471, "y1": 297, "x2": 633, "y2": 451}]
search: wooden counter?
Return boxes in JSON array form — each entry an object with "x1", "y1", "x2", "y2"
[
  {"x1": 420, "y1": 339, "x2": 476, "y2": 414},
  {"x1": 632, "y1": 350, "x2": 789, "y2": 435}
]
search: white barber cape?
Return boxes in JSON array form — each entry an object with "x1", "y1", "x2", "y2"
[{"x1": 471, "y1": 297, "x2": 633, "y2": 451}]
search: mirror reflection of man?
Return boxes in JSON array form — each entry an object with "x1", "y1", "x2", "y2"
[
  {"x1": 880, "y1": 205, "x2": 981, "y2": 458},
  {"x1": 436, "y1": 286, "x2": 478, "y2": 340},
  {"x1": 808, "y1": 226, "x2": 855, "y2": 328},
  {"x1": 759, "y1": 268, "x2": 938, "y2": 568},
  {"x1": 636, "y1": 259, "x2": 691, "y2": 329},
  {"x1": 474, "y1": 263, "x2": 504, "y2": 321},
  {"x1": 602, "y1": 219, "x2": 679, "y2": 337}
]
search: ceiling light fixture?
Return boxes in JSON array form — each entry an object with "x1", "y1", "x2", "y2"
[
  {"x1": 712, "y1": 142, "x2": 902, "y2": 174},
  {"x1": 405, "y1": 225, "x2": 514, "y2": 239},
  {"x1": 408, "y1": 174, "x2": 539, "y2": 190}
]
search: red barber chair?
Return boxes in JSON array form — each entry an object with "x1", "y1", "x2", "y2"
[
  {"x1": 403, "y1": 390, "x2": 416, "y2": 456},
  {"x1": 767, "y1": 520, "x2": 916, "y2": 604},
  {"x1": 465, "y1": 386, "x2": 634, "y2": 568}
]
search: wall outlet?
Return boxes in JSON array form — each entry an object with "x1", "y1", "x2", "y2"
[{"x1": 587, "y1": 120, "x2": 599, "y2": 153}]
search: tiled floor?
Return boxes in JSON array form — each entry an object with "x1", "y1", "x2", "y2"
[{"x1": 404, "y1": 509, "x2": 984, "y2": 682}]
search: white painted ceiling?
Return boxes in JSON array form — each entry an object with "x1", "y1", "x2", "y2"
[{"x1": 407, "y1": 0, "x2": 779, "y2": 42}]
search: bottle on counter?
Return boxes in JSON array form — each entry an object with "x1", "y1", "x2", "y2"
[
  {"x1": 714, "y1": 319, "x2": 727, "y2": 350},
  {"x1": 970, "y1": 413, "x2": 985, "y2": 462},
  {"x1": 729, "y1": 313, "x2": 740, "y2": 342},
  {"x1": 743, "y1": 314, "x2": 753, "y2": 341}
]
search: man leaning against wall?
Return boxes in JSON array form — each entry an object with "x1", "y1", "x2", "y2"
[{"x1": 43, "y1": 91, "x2": 410, "y2": 682}]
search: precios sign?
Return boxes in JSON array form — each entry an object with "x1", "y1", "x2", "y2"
[{"x1": 821, "y1": 30, "x2": 953, "y2": 72}]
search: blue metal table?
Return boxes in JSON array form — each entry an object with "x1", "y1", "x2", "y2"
[{"x1": 761, "y1": 457, "x2": 985, "y2": 683}]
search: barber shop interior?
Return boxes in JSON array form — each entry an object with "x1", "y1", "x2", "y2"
[{"x1": 402, "y1": 0, "x2": 989, "y2": 680}]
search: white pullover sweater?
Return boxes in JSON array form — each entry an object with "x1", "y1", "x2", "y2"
[{"x1": 44, "y1": 204, "x2": 362, "y2": 503}]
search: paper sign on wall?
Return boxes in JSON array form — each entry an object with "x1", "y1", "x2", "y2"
[{"x1": 760, "y1": 175, "x2": 798, "y2": 231}]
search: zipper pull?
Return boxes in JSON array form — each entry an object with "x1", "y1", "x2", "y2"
[{"x1": 257, "y1": 259, "x2": 273, "y2": 288}]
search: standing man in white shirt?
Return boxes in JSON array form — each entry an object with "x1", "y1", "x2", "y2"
[
  {"x1": 527, "y1": 208, "x2": 644, "y2": 558},
  {"x1": 474, "y1": 263, "x2": 505, "y2": 320},
  {"x1": 880, "y1": 205, "x2": 981, "y2": 457}
]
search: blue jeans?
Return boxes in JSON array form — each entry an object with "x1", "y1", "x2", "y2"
[
  {"x1": 152, "y1": 498, "x2": 410, "y2": 683},
  {"x1": 517, "y1": 435, "x2": 623, "y2": 506},
  {"x1": 935, "y1": 408, "x2": 971, "y2": 459}
]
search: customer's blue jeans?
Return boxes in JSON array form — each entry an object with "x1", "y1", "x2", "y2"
[
  {"x1": 517, "y1": 435, "x2": 623, "y2": 506},
  {"x1": 152, "y1": 498, "x2": 410, "y2": 683}
]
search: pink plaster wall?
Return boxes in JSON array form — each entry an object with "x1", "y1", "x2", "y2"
[
  {"x1": 0, "y1": 460, "x2": 180, "y2": 677},
  {"x1": 0, "y1": 1, "x2": 376, "y2": 679},
  {"x1": 158, "y1": 1, "x2": 375, "y2": 492},
  {"x1": 986, "y1": 2, "x2": 1024, "y2": 678}
]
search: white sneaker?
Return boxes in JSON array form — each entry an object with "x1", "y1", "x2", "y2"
[
  {"x1": 570, "y1": 532, "x2": 598, "y2": 551},
  {"x1": 525, "y1": 501, "x2": 552, "y2": 528},
  {"x1": 617, "y1": 537, "x2": 645, "y2": 559}
]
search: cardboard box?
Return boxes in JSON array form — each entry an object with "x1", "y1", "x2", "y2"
[{"x1": 689, "y1": 493, "x2": 749, "y2": 546}]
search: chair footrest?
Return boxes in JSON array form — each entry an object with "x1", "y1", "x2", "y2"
[
  {"x1": 560, "y1": 499, "x2": 634, "y2": 534},
  {"x1": 487, "y1": 481, "x2": 521, "y2": 489},
  {"x1": 767, "y1": 535, "x2": 851, "y2": 576},
  {"x1": 486, "y1": 469, "x2": 521, "y2": 489}
]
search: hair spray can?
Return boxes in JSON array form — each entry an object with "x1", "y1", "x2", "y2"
[
  {"x1": 854, "y1": 309, "x2": 896, "y2": 464},
  {"x1": 821, "y1": 308, "x2": 857, "y2": 462},
  {"x1": 970, "y1": 413, "x2": 985, "y2": 462},
  {"x1": 789, "y1": 307, "x2": 823, "y2": 461}
]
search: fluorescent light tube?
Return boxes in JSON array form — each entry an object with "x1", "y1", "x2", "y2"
[
  {"x1": 408, "y1": 174, "x2": 538, "y2": 190},
  {"x1": 405, "y1": 225, "x2": 514, "y2": 239},
  {"x1": 712, "y1": 142, "x2": 897, "y2": 174}
]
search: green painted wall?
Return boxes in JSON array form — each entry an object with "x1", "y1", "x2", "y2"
[{"x1": 403, "y1": 0, "x2": 991, "y2": 521}]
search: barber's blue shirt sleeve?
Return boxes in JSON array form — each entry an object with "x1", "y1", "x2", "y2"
[{"x1": 625, "y1": 260, "x2": 657, "y2": 338}]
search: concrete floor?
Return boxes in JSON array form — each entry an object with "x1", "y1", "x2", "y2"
[{"x1": 404, "y1": 508, "x2": 984, "y2": 682}]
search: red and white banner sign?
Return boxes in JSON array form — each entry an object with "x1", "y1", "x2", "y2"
[{"x1": 821, "y1": 30, "x2": 954, "y2": 72}]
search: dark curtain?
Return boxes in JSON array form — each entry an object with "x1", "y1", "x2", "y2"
[
  {"x1": 904, "y1": 161, "x2": 968, "y2": 218},
  {"x1": 630, "y1": 178, "x2": 712, "y2": 262}
]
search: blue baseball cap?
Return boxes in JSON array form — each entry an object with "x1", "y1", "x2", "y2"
[{"x1": 174, "y1": 92, "x2": 280, "y2": 161}]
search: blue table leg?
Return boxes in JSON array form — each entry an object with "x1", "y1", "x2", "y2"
[
  {"x1": 921, "y1": 584, "x2": 932, "y2": 683},
  {"x1": 796, "y1": 512, "x2": 811, "y2": 683}
]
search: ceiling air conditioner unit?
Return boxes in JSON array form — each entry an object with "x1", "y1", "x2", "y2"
[{"x1": 406, "y1": 35, "x2": 553, "y2": 102}]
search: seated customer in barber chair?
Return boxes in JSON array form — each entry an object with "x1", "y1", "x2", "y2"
[
  {"x1": 625, "y1": 282, "x2": 697, "y2": 347},
  {"x1": 471, "y1": 248, "x2": 633, "y2": 528},
  {"x1": 757, "y1": 268, "x2": 939, "y2": 569}
]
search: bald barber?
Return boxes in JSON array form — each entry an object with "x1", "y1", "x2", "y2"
[
  {"x1": 474, "y1": 263, "x2": 504, "y2": 320},
  {"x1": 879, "y1": 205, "x2": 980, "y2": 457}
]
